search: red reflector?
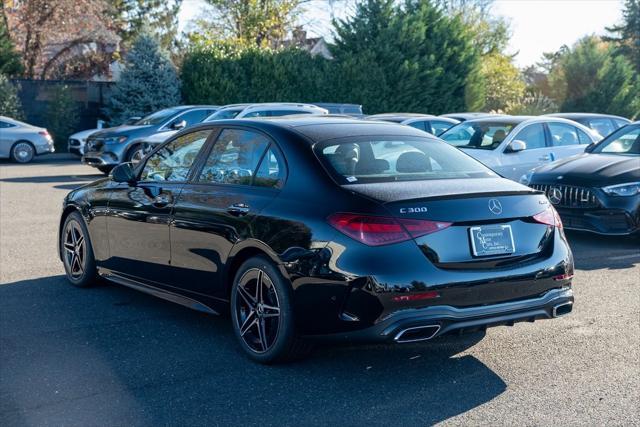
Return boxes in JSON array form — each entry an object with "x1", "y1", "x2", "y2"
[
  {"x1": 533, "y1": 206, "x2": 563, "y2": 229},
  {"x1": 328, "y1": 213, "x2": 451, "y2": 246},
  {"x1": 553, "y1": 273, "x2": 573, "y2": 281},
  {"x1": 392, "y1": 291, "x2": 439, "y2": 302}
]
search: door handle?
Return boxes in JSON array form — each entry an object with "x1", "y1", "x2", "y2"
[
  {"x1": 152, "y1": 193, "x2": 173, "y2": 208},
  {"x1": 539, "y1": 155, "x2": 551, "y2": 161},
  {"x1": 227, "y1": 203, "x2": 250, "y2": 216}
]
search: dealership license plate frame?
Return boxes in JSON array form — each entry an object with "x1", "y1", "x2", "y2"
[{"x1": 469, "y1": 224, "x2": 516, "y2": 257}]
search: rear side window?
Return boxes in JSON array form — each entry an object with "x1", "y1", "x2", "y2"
[
  {"x1": 254, "y1": 146, "x2": 286, "y2": 188},
  {"x1": 316, "y1": 136, "x2": 496, "y2": 184},
  {"x1": 407, "y1": 121, "x2": 427, "y2": 131},
  {"x1": 548, "y1": 123, "x2": 581, "y2": 147},
  {"x1": 583, "y1": 118, "x2": 614, "y2": 137},
  {"x1": 198, "y1": 129, "x2": 270, "y2": 185},
  {"x1": 513, "y1": 123, "x2": 546, "y2": 149},
  {"x1": 613, "y1": 119, "x2": 629, "y2": 129},
  {"x1": 0, "y1": 121, "x2": 15, "y2": 128}
]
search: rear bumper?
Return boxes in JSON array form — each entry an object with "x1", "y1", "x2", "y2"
[{"x1": 320, "y1": 287, "x2": 573, "y2": 343}]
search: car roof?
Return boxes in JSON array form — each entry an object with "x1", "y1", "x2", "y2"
[
  {"x1": 545, "y1": 112, "x2": 630, "y2": 121},
  {"x1": 189, "y1": 116, "x2": 431, "y2": 143},
  {"x1": 461, "y1": 115, "x2": 535, "y2": 125},
  {"x1": 366, "y1": 113, "x2": 435, "y2": 122}
]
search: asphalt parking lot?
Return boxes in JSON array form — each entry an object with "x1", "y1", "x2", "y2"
[{"x1": 1, "y1": 157, "x2": 639, "y2": 426}]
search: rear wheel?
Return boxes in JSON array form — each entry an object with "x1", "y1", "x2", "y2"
[
  {"x1": 231, "y1": 256, "x2": 312, "y2": 363},
  {"x1": 10, "y1": 141, "x2": 35, "y2": 163},
  {"x1": 61, "y1": 212, "x2": 97, "y2": 287}
]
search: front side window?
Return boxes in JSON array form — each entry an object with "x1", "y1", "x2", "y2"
[
  {"x1": 135, "y1": 107, "x2": 185, "y2": 126},
  {"x1": 430, "y1": 120, "x2": 456, "y2": 136},
  {"x1": 593, "y1": 125, "x2": 640, "y2": 155},
  {"x1": 206, "y1": 108, "x2": 244, "y2": 121},
  {"x1": 198, "y1": 129, "x2": 270, "y2": 185},
  {"x1": 513, "y1": 123, "x2": 546, "y2": 150},
  {"x1": 407, "y1": 121, "x2": 427, "y2": 131},
  {"x1": 316, "y1": 136, "x2": 496, "y2": 184},
  {"x1": 440, "y1": 121, "x2": 516, "y2": 150},
  {"x1": 171, "y1": 109, "x2": 210, "y2": 128},
  {"x1": 140, "y1": 130, "x2": 212, "y2": 182}
]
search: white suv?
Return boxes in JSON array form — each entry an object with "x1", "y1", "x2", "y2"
[{"x1": 206, "y1": 103, "x2": 327, "y2": 121}]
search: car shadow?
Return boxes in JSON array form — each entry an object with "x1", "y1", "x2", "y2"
[
  {"x1": 565, "y1": 230, "x2": 639, "y2": 271},
  {"x1": 0, "y1": 173, "x2": 105, "y2": 191},
  {"x1": 0, "y1": 276, "x2": 506, "y2": 426}
]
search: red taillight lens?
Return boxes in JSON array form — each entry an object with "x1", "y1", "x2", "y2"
[
  {"x1": 328, "y1": 213, "x2": 452, "y2": 246},
  {"x1": 38, "y1": 131, "x2": 49, "y2": 136},
  {"x1": 532, "y1": 206, "x2": 563, "y2": 229}
]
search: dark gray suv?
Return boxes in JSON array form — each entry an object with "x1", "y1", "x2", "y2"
[{"x1": 82, "y1": 106, "x2": 218, "y2": 173}]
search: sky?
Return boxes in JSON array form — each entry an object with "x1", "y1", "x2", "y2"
[{"x1": 179, "y1": 0, "x2": 625, "y2": 67}]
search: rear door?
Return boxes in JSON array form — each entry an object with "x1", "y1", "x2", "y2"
[
  {"x1": 547, "y1": 122, "x2": 589, "y2": 159},
  {"x1": 497, "y1": 123, "x2": 548, "y2": 180},
  {"x1": 169, "y1": 127, "x2": 286, "y2": 300}
]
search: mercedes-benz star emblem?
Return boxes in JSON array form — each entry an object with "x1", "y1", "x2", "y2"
[
  {"x1": 549, "y1": 187, "x2": 563, "y2": 205},
  {"x1": 488, "y1": 199, "x2": 502, "y2": 215}
]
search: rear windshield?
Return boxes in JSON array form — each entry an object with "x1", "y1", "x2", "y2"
[
  {"x1": 440, "y1": 121, "x2": 517, "y2": 150},
  {"x1": 315, "y1": 136, "x2": 496, "y2": 184}
]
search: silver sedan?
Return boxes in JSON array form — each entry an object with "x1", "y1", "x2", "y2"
[{"x1": 0, "y1": 116, "x2": 55, "y2": 163}]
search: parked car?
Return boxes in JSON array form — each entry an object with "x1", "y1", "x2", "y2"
[
  {"x1": 439, "y1": 116, "x2": 600, "y2": 181},
  {"x1": 204, "y1": 104, "x2": 252, "y2": 121},
  {"x1": 544, "y1": 113, "x2": 631, "y2": 138},
  {"x1": 59, "y1": 116, "x2": 574, "y2": 364},
  {"x1": 523, "y1": 122, "x2": 639, "y2": 236},
  {"x1": 68, "y1": 117, "x2": 141, "y2": 156},
  {"x1": 82, "y1": 106, "x2": 218, "y2": 173},
  {"x1": 366, "y1": 113, "x2": 459, "y2": 136},
  {"x1": 313, "y1": 103, "x2": 364, "y2": 117},
  {"x1": 0, "y1": 116, "x2": 54, "y2": 163},
  {"x1": 440, "y1": 112, "x2": 499, "y2": 122},
  {"x1": 234, "y1": 103, "x2": 328, "y2": 118}
]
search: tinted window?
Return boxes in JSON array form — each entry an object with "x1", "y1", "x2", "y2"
[
  {"x1": 613, "y1": 119, "x2": 629, "y2": 129},
  {"x1": 514, "y1": 124, "x2": 546, "y2": 149},
  {"x1": 583, "y1": 118, "x2": 614, "y2": 137},
  {"x1": 576, "y1": 128, "x2": 594, "y2": 144},
  {"x1": 198, "y1": 129, "x2": 270, "y2": 185},
  {"x1": 407, "y1": 121, "x2": 427, "y2": 131},
  {"x1": 440, "y1": 121, "x2": 516, "y2": 150},
  {"x1": 594, "y1": 125, "x2": 640, "y2": 155},
  {"x1": 140, "y1": 130, "x2": 212, "y2": 182},
  {"x1": 548, "y1": 123, "x2": 580, "y2": 147},
  {"x1": 207, "y1": 108, "x2": 243, "y2": 121},
  {"x1": 0, "y1": 120, "x2": 15, "y2": 128},
  {"x1": 430, "y1": 120, "x2": 456, "y2": 136},
  {"x1": 317, "y1": 137, "x2": 496, "y2": 184},
  {"x1": 172, "y1": 109, "x2": 210, "y2": 127},
  {"x1": 135, "y1": 107, "x2": 184, "y2": 126},
  {"x1": 254, "y1": 146, "x2": 286, "y2": 188}
]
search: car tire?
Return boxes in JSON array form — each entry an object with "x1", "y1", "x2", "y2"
[
  {"x1": 10, "y1": 141, "x2": 35, "y2": 163},
  {"x1": 231, "y1": 255, "x2": 312, "y2": 364},
  {"x1": 61, "y1": 211, "x2": 98, "y2": 288},
  {"x1": 126, "y1": 144, "x2": 145, "y2": 165}
]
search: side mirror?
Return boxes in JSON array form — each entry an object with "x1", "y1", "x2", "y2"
[
  {"x1": 111, "y1": 162, "x2": 137, "y2": 183},
  {"x1": 171, "y1": 120, "x2": 187, "y2": 130},
  {"x1": 585, "y1": 142, "x2": 596, "y2": 153},
  {"x1": 507, "y1": 140, "x2": 526, "y2": 153}
]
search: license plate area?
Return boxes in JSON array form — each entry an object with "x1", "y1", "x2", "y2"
[{"x1": 469, "y1": 224, "x2": 515, "y2": 257}]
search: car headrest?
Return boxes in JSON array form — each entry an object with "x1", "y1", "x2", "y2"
[{"x1": 396, "y1": 151, "x2": 430, "y2": 173}]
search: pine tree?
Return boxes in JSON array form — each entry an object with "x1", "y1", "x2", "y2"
[
  {"x1": 0, "y1": 7, "x2": 23, "y2": 76},
  {"x1": 605, "y1": 0, "x2": 640, "y2": 72},
  {"x1": 331, "y1": 0, "x2": 480, "y2": 114},
  {"x1": 0, "y1": 74, "x2": 23, "y2": 119},
  {"x1": 105, "y1": 34, "x2": 181, "y2": 125}
]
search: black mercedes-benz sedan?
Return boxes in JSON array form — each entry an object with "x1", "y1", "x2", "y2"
[
  {"x1": 525, "y1": 122, "x2": 639, "y2": 236},
  {"x1": 59, "y1": 117, "x2": 574, "y2": 363}
]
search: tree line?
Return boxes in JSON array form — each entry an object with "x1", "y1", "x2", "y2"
[{"x1": 1, "y1": 0, "x2": 638, "y2": 136}]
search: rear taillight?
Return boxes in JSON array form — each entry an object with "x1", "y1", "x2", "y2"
[
  {"x1": 328, "y1": 213, "x2": 451, "y2": 246},
  {"x1": 532, "y1": 206, "x2": 563, "y2": 229}
]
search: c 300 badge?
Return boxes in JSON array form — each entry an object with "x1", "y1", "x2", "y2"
[{"x1": 399, "y1": 207, "x2": 428, "y2": 214}]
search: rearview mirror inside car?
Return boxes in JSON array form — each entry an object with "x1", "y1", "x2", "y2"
[
  {"x1": 111, "y1": 162, "x2": 137, "y2": 183},
  {"x1": 507, "y1": 140, "x2": 527, "y2": 152}
]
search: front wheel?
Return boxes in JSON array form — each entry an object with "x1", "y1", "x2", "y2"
[
  {"x1": 127, "y1": 145, "x2": 146, "y2": 164},
  {"x1": 231, "y1": 256, "x2": 312, "y2": 363},
  {"x1": 61, "y1": 212, "x2": 97, "y2": 287}
]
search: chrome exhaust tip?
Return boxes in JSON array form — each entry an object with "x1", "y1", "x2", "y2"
[
  {"x1": 394, "y1": 325, "x2": 441, "y2": 343},
  {"x1": 552, "y1": 302, "x2": 573, "y2": 317}
]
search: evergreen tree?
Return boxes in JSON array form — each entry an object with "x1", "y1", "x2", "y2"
[
  {"x1": 0, "y1": 6, "x2": 23, "y2": 76},
  {"x1": 331, "y1": 0, "x2": 480, "y2": 114},
  {"x1": 46, "y1": 85, "x2": 78, "y2": 150},
  {"x1": 550, "y1": 36, "x2": 639, "y2": 119},
  {"x1": 605, "y1": 0, "x2": 640, "y2": 72},
  {"x1": 105, "y1": 34, "x2": 181, "y2": 125},
  {"x1": 0, "y1": 74, "x2": 23, "y2": 119}
]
